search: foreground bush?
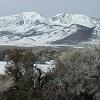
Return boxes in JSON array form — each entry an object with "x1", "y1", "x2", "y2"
[{"x1": 1, "y1": 48, "x2": 100, "y2": 100}]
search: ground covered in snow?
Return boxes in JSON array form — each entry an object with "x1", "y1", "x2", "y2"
[
  {"x1": 0, "y1": 61, "x2": 7, "y2": 74},
  {"x1": 34, "y1": 60, "x2": 55, "y2": 73},
  {"x1": 0, "y1": 60, "x2": 55, "y2": 75}
]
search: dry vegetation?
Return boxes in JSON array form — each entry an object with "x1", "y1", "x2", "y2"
[{"x1": 0, "y1": 47, "x2": 100, "y2": 100}]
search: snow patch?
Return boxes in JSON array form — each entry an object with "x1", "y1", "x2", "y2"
[
  {"x1": 0, "y1": 61, "x2": 7, "y2": 74},
  {"x1": 0, "y1": 60, "x2": 55, "y2": 74},
  {"x1": 34, "y1": 60, "x2": 55, "y2": 73}
]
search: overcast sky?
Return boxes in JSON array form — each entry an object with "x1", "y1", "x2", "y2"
[{"x1": 0, "y1": 0, "x2": 99, "y2": 18}]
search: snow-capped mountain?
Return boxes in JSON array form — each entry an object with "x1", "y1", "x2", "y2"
[{"x1": 0, "y1": 11, "x2": 100, "y2": 47}]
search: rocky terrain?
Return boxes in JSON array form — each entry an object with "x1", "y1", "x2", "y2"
[{"x1": 0, "y1": 12, "x2": 100, "y2": 47}]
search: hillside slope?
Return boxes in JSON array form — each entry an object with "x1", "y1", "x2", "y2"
[{"x1": 0, "y1": 12, "x2": 100, "y2": 46}]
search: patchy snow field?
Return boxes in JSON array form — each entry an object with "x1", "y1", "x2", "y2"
[
  {"x1": 34, "y1": 60, "x2": 55, "y2": 73},
  {"x1": 0, "y1": 60, "x2": 55, "y2": 74},
  {"x1": 0, "y1": 61, "x2": 7, "y2": 74}
]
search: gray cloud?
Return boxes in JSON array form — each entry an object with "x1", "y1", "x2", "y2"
[{"x1": 0, "y1": 0, "x2": 99, "y2": 18}]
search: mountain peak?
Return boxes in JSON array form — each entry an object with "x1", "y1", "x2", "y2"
[
  {"x1": 0, "y1": 11, "x2": 44, "y2": 32},
  {"x1": 51, "y1": 13, "x2": 95, "y2": 28},
  {"x1": 0, "y1": 11, "x2": 100, "y2": 46}
]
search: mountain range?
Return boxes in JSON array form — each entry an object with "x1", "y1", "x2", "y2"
[{"x1": 0, "y1": 11, "x2": 100, "y2": 47}]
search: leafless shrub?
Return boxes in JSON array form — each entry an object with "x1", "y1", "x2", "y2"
[
  {"x1": 1, "y1": 48, "x2": 100, "y2": 100},
  {"x1": 0, "y1": 76, "x2": 14, "y2": 92}
]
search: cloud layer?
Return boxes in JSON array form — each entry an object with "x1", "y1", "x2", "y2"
[{"x1": 0, "y1": 0, "x2": 99, "y2": 17}]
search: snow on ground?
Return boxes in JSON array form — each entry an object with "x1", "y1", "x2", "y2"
[
  {"x1": 0, "y1": 60, "x2": 55, "y2": 74},
  {"x1": 34, "y1": 60, "x2": 55, "y2": 73},
  {"x1": 0, "y1": 61, "x2": 7, "y2": 74}
]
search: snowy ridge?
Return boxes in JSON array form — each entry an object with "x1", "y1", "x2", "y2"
[
  {"x1": 50, "y1": 13, "x2": 95, "y2": 27},
  {"x1": 0, "y1": 12, "x2": 46, "y2": 33},
  {"x1": 0, "y1": 11, "x2": 100, "y2": 46}
]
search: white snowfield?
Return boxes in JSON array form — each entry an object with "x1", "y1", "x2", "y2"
[
  {"x1": 34, "y1": 60, "x2": 55, "y2": 73},
  {"x1": 0, "y1": 11, "x2": 100, "y2": 46},
  {"x1": 0, "y1": 60, "x2": 55, "y2": 75},
  {"x1": 0, "y1": 61, "x2": 7, "y2": 74}
]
